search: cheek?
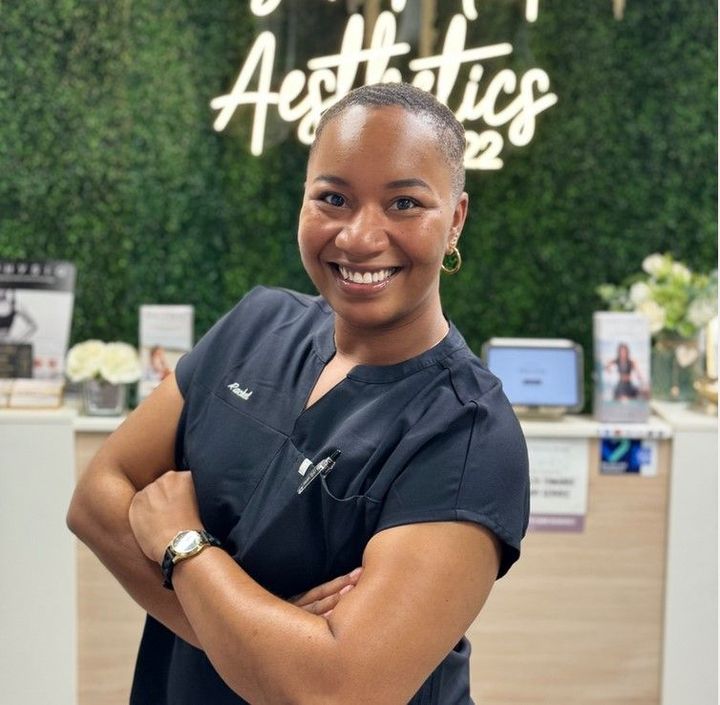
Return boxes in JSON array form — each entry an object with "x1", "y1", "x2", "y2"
[
  {"x1": 402, "y1": 221, "x2": 451, "y2": 267},
  {"x1": 297, "y1": 211, "x2": 331, "y2": 271}
]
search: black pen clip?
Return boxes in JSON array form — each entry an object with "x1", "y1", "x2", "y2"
[{"x1": 297, "y1": 449, "x2": 341, "y2": 495}]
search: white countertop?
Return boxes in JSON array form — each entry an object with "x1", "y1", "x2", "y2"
[
  {"x1": 2, "y1": 403, "x2": 695, "y2": 439},
  {"x1": 3, "y1": 398, "x2": 715, "y2": 436},
  {"x1": 651, "y1": 400, "x2": 718, "y2": 432},
  {"x1": 0, "y1": 402, "x2": 126, "y2": 431}
]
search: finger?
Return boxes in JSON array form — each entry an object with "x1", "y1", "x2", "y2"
[
  {"x1": 290, "y1": 567, "x2": 362, "y2": 607},
  {"x1": 290, "y1": 572, "x2": 349, "y2": 606},
  {"x1": 301, "y1": 593, "x2": 341, "y2": 616},
  {"x1": 299, "y1": 583, "x2": 356, "y2": 616},
  {"x1": 318, "y1": 584, "x2": 360, "y2": 620}
]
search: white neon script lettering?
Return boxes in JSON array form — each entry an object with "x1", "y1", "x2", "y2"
[
  {"x1": 461, "y1": 0, "x2": 539, "y2": 22},
  {"x1": 212, "y1": 3, "x2": 558, "y2": 170},
  {"x1": 249, "y1": 0, "x2": 282, "y2": 17}
]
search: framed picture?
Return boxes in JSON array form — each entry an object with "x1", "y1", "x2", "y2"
[
  {"x1": 0, "y1": 260, "x2": 76, "y2": 379},
  {"x1": 593, "y1": 312, "x2": 651, "y2": 422},
  {"x1": 138, "y1": 305, "x2": 194, "y2": 400}
]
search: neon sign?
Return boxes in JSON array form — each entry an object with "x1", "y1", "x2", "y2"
[{"x1": 211, "y1": 0, "x2": 558, "y2": 170}]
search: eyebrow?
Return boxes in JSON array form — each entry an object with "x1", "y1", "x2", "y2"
[{"x1": 312, "y1": 175, "x2": 432, "y2": 191}]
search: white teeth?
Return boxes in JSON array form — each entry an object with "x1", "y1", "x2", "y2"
[{"x1": 337, "y1": 265, "x2": 396, "y2": 284}]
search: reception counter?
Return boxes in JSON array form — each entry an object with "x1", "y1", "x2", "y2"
[{"x1": 0, "y1": 404, "x2": 716, "y2": 705}]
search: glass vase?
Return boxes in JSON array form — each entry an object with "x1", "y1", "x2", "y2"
[
  {"x1": 651, "y1": 336, "x2": 699, "y2": 402},
  {"x1": 82, "y1": 378, "x2": 127, "y2": 416}
]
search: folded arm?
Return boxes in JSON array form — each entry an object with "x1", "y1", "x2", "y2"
[
  {"x1": 130, "y1": 464, "x2": 501, "y2": 705},
  {"x1": 66, "y1": 374, "x2": 203, "y2": 645},
  {"x1": 67, "y1": 374, "x2": 361, "y2": 648}
]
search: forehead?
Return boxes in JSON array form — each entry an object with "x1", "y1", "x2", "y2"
[{"x1": 308, "y1": 105, "x2": 453, "y2": 190}]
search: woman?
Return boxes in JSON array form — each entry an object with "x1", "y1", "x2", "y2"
[
  {"x1": 606, "y1": 342, "x2": 646, "y2": 400},
  {"x1": 0, "y1": 288, "x2": 37, "y2": 341},
  {"x1": 68, "y1": 83, "x2": 529, "y2": 705}
]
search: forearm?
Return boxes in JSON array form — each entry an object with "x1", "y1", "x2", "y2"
[
  {"x1": 67, "y1": 463, "x2": 201, "y2": 648},
  {"x1": 172, "y1": 548, "x2": 346, "y2": 705}
]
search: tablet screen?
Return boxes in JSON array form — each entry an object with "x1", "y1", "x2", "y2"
[{"x1": 486, "y1": 346, "x2": 580, "y2": 407}]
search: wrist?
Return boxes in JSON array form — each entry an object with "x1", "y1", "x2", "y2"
[{"x1": 161, "y1": 529, "x2": 222, "y2": 590}]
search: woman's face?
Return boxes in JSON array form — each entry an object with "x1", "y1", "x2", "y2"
[{"x1": 298, "y1": 105, "x2": 467, "y2": 332}]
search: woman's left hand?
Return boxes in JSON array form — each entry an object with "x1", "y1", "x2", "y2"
[{"x1": 129, "y1": 470, "x2": 203, "y2": 564}]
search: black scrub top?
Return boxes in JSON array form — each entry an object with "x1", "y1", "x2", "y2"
[{"x1": 130, "y1": 286, "x2": 529, "y2": 705}]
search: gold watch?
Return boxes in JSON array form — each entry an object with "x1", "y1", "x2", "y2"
[{"x1": 161, "y1": 529, "x2": 221, "y2": 590}]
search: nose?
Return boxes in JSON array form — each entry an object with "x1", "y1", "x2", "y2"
[{"x1": 334, "y1": 205, "x2": 389, "y2": 259}]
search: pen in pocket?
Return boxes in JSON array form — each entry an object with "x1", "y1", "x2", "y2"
[{"x1": 297, "y1": 449, "x2": 341, "y2": 494}]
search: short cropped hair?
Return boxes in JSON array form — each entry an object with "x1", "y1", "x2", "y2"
[{"x1": 310, "y1": 83, "x2": 466, "y2": 197}]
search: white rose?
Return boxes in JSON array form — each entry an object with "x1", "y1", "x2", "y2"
[
  {"x1": 629, "y1": 281, "x2": 651, "y2": 306},
  {"x1": 637, "y1": 300, "x2": 666, "y2": 334},
  {"x1": 642, "y1": 253, "x2": 665, "y2": 276},
  {"x1": 100, "y1": 342, "x2": 142, "y2": 384},
  {"x1": 671, "y1": 262, "x2": 691, "y2": 283},
  {"x1": 65, "y1": 340, "x2": 106, "y2": 382},
  {"x1": 687, "y1": 297, "x2": 717, "y2": 328}
]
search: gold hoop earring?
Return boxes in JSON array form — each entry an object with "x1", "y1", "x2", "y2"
[{"x1": 441, "y1": 246, "x2": 462, "y2": 274}]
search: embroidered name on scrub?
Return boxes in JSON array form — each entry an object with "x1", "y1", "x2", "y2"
[{"x1": 227, "y1": 382, "x2": 253, "y2": 400}]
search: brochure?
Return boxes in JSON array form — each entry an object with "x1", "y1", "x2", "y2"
[
  {"x1": 0, "y1": 260, "x2": 76, "y2": 379},
  {"x1": 138, "y1": 305, "x2": 194, "y2": 400},
  {"x1": 593, "y1": 311, "x2": 651, "y2": 422}
]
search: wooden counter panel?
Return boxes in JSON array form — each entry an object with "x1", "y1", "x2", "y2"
[
  {"x1": 76, "y1": 434, "x2": 670, "y2": 705},
  {"x1": 75, "y1": 432, "x2": 144, "y2": 705},
  {"x1": 469, "y1": 439, "x2": 670, "y2": 705}
]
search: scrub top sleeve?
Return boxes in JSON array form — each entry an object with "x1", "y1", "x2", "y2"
[
  {"x1": 375, "y1": 392, "x2": 529, "y2": 579},
  {"x1": 174, "y1": 310, "x2": 232, "y2": 397}
]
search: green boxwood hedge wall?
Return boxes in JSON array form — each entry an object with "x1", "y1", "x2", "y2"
[{"x1": 0, "y1": 1, "x2": 716, "y2": 401}]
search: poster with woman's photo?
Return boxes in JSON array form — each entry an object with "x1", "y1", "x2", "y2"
[
  {"x1": 0, "y1": 260, "x2": 76, "y2": 379},
  {"x1": 593, "y1": 312, "x2": 651, "y2": 422},
  {"x1": 138, "y1": 304, "x2": 194, "y2": 400}
]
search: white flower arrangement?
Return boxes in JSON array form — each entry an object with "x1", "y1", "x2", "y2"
[
  {"x1": 597, "y1": 253, "x2": 717, "y2": 339},
  {"x1": 66, "y1": 340, "x2": 142, "y2": 384}
]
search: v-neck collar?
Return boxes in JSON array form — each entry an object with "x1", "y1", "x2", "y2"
[{"x1": 311, "y1": 297, "x2": 466, "y2": 384}]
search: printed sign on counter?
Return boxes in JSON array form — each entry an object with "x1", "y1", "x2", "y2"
[
  {"x1": 600, "y1": 438, "x2": 658, "y2": 476},
  {"x1": 138, "y1": 305, "x2": 194, "y2": 401},
  {"x1": 0, "y1": 260, "x2": 76, "y2": 379},
  {"x1": 528, "y1": 438, "x2": 589, "y2": 532}
]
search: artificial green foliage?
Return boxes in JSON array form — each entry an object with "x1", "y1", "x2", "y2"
[
  {"x1": 597, "y1": 253, "x2": 718, "y2": 339},
  {"x1": 0, "y1": 1, "x2": 716, "y2": 407}
]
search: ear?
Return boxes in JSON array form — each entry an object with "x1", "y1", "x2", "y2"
[{"x1": 447, "y1": 192, "x2": 469, "y2": 252}]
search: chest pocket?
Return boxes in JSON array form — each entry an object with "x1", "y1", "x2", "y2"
[
  {"x1": 226, "y1": 442, "x2": 383, "y2": 598},
  {"x1": 318, "y1": 474, "x2": 382, "y2": 576},
  {"x1": 184, "y1": 389, "x2": 288, "y2": 541}
]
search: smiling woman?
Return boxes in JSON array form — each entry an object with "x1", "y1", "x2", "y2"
[
  {"x1": 67, "y1": 83, "x2": 529, "y2": 705},
  {"x1": 299, "y1": 97, "x2": 467, "y2": 345}
]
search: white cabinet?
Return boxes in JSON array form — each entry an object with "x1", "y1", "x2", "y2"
[{"x1": 0, "y1": 409, "x2": 77, "y2": 705}]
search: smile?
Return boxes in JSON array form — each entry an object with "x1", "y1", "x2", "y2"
[{"x1": 335, "y1": 264, "x2": 400, "y2": 285}]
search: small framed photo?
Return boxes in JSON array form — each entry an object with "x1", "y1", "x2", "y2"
[
  {"x1": 593, "y1": 312, "x2": 651, "y2": 422},
  {"x1": 138, "y1": 305, "x2": 194, "y2": 400}
]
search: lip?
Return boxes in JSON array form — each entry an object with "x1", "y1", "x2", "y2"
[{"x1": 328, "y1": 262, "x2": 401, "y2": 295}]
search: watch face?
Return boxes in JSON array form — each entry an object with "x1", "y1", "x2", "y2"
[{"x1": 173, "y1": 530, "x2": 202, "y2": 554}]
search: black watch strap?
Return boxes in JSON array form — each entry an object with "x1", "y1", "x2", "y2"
[{"x1": 161, "y1": 530, "x2": 221, "y2": 590}]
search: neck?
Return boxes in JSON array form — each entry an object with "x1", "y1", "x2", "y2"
[{"x1": 332, "y1": 301, "x2": 449, "y2": 367}]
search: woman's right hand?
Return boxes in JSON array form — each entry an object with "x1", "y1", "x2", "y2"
[{"x1": 290, "y1": 567, "x2": 362, "y2": 618}]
